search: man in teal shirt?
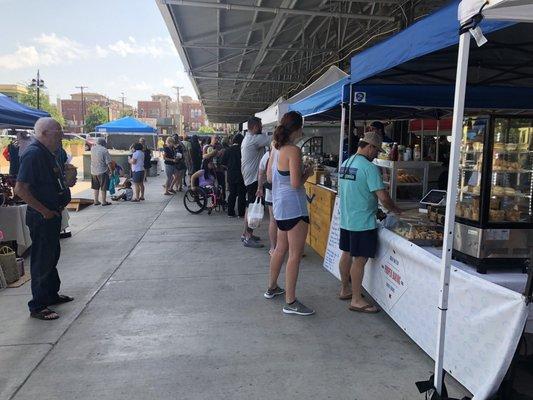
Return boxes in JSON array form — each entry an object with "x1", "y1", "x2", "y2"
[{"x1": 338, "y1": 131, "x2": 401, "y2": 313}]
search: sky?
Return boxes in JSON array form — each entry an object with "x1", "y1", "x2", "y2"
[{"x1": 0, "y1": 0, "x2": 197, "y2": 107}]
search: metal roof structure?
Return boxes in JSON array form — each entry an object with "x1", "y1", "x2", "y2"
[{"x1": 157, "y1": 0, "x2": 449, "y2": 123}]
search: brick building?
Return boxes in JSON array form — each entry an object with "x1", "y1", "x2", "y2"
[
  {"x1": 60, "y1": 92, "x2": 133, "y2": 133},
  {"x1": 180, "y1": 96, "x2": 205, "y2": 132}
]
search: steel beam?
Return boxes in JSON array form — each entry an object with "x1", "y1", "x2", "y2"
[
  {"x1": 162, "y1": 0, "x2": 395, "y2": 22},
  {"x1": 193, "y1": 75, "x2": 300, "y2": 84},
  {"x1": 182, "y1": 43, "x2": 337, "y2": 53}
]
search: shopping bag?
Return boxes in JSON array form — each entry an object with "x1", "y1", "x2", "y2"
[
  {"x1": 247, "y1": 197, "x2": 264, "y2": 229},
  {"x1": 0, "y1": 246, "x2": 20, "y2": 284}
]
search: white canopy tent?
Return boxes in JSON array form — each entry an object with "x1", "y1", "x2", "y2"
[
  {"x1": 435, "y1": 1, "x2": 533, "y2": 397},
  {"x1": 254, "y1": 66, "x2": 348, "y2": 127}
]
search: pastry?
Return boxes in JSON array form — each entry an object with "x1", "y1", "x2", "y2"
[
  {"x1": 505, "y1": 209, "x2": 521, "y2": 222},
  {"x1": 492, "y1": 186, "x2": 505, "y2": 196},
  {"x1": 489, "y1": 209, "x2": 505, "y2": 221},
  {"x1": 504, "y1": 187, "x2": 516, "y2": 196},
  {"x1": 506, "y1": 143, "x2": 518, "y2": 151}
]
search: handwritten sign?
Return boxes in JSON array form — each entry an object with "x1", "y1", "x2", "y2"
[{"x1": 323, "y1": 196, "x2": 341, "y2": 280}]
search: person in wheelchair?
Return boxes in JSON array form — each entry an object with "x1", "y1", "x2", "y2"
[{"x1": 190, "y1": 159, "x2": 218, "y2": 194}]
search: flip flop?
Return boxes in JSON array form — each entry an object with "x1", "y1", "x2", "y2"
[
  {"x1": 101, "y1": 202, "x2": 112, "y2": 206},
  {"x1": 93, "y1": 202, "x2": 101, "y2": 206},
  {"x1": 30, "y1": 308, "x2": 59, "y2": 320},
  {"x1": 50, "y1": 295, "x2": 74, "y2": 305},
  {"x1": 338, "y1": 293, "x2": 352, "y2": 300},
  {"x1": 348, "y1": 304, "x2": 380, "y2": 314},
  {"x1": 131, "y1": 199, "x2": 140, "y2": 202}
]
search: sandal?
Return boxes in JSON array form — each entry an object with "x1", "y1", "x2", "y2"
[
  {"x1": 101, "y1": 202, "x2": 112, "y2": 206},
  {"x1": 93, "y1": 201, "x2": 101, "y2": 206},
  {"x1": 139, "y1": 197, "x2": 145, "y2": 201},
  {"x1": 31, "y1": 308, "x2": 59, "y2": 320},
  {"x1": 50, "y1": 295, "x2": 74, "y2": 305},
  {"x1": 338, "y1": 293, "x2": 352, "y2": 300},
  {"x1": 163, "y1": 192, "x2": 173, "y2": 196},
  {"x1": 131, "y1": 199, "x2": 140, "y2": 202},
  {"x1": 348, "y1": 304, "x2": 380, "y2": 314}
]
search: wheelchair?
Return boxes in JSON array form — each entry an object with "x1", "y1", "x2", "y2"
[{"x1": 183, "y1": 185, "x2": 226, "y2": 215}]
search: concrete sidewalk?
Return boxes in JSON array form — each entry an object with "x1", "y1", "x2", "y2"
[{"x1": 0, "y1": 175, "x2": 470, "y2": 400}]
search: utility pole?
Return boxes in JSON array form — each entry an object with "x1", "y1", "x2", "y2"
[
  {"x1": 172, "y1": 86, "x2": 183, "y2": 135},
  {"x1": 31, "y1": 70, "x2": 45, "y2": 109},
  {"x1": 75, "y1": 85, "x2": 88, "y2": 133},
  {"x1": 120, "y1": 92, "x2": 126, "y2": 113}
]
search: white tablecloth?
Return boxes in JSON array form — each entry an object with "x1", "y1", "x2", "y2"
[
  {"x1": 0, "y1": 205, "x2": 31, "y2": 254},
  {"x1": 425, "y1": 247, "x2": 532, "y2": 333},
  {"x1": 0, "y1": 206, "x2": 70, "y2": 254}
]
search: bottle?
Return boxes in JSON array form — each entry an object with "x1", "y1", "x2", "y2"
[
  {"x1": 389, "y1": 143, "x2": 399, "y2": 161},
  {"x1": 414, "y1": 144, "x2": 421, "y2": 161},
  {"x1": 404, "y1": 147, "x2": 412, "y2": 161}
]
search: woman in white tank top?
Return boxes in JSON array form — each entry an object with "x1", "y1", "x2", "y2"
[{"x1": 264, "y1": 111, "x2": 315, "y2": 316}]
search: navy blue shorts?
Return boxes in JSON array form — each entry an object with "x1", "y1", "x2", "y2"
[
  {"x1": 339, "y1": 228, "x2": 378, "y2": 258},
  {"x1": 132, "y1": 171, "x2": 144, "y2": 183}
]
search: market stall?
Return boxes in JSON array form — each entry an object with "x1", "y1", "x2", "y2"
[{"x1": 288, "y1": 0, "x2": 533, "y2": 397}]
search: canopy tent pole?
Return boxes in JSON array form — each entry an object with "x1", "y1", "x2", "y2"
[
  {"x1": 433, "y1": 31, "x2": 471, "y2": 395},
  {"x1": 338, "y1": 103, "x2": 347, "y2": 171}
]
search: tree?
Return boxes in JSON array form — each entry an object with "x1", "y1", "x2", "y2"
[
  {"x1": 19, "y1": 85, "x2": 65, "y2": 127},
  {"x1": 119, "y1": 109, "x2": 134, "y2": 118},
  {"x1": 84, "y1": 104, "x2": 109, "y2": 133},
  {"x1": 198, "y1": 125, "x2": 215, "y2": 134}
]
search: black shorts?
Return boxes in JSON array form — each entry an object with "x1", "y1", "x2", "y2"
[
  {"x1": 276, "y1": 216, "x2": 310, "y2": 231},
  {"x1": 246, "y1": 181, "x2": 258, "y2": 205},
  {"x1": 339, "y1": 228, "x2": 378, "y2": 258}
]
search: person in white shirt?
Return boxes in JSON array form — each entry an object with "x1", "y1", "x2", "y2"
[
  {"x1": 240, "y1": 116, "x2": 271, "y2": 248},
  {"x1": 129, "y1": 142, "x2": 145, "y2": 201},
  {"x1": 256, "y1": 150, "x2": 277, "y2": 255},
  {"x1": 90, "y1": 138, "x2": 113, "y2": 206}
]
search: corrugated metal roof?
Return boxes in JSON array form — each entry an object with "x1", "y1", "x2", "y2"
[{"x1": 157, "y1": 0, "x2": 449, "y2": 123}]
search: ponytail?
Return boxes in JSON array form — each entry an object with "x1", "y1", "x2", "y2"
[{"x1": 273, "y1": 111, "x2": 303, "y2": 149}]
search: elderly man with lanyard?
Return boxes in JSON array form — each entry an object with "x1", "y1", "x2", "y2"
[
  {"x1": 15, "y1": 118, "x2": 75, "y2": 321},
  {"x1": 337, "y1": 131, "x2": 401, "y2": 313}
]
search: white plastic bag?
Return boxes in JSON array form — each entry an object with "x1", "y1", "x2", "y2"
[{"x1": 247, "y1": 197, "x2": 264, "y2": 229}]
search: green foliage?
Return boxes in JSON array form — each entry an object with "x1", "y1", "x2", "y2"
[
  {"x1": 19, "y1": 85, "x2": 65, "y2": 127},
  {"x1": 84, "y1": 104, "x2": 109, "y2": 133},
  {"x1": 198, "y1": 125, "x2": 215, "y2": 134},
  {"x1": 119, "y1": 109, "x2": 134, "y2": 118}
]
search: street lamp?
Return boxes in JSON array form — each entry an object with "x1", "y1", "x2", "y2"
[{"x1": 30, "y1": 70, "x2": 45, "y2": 109}]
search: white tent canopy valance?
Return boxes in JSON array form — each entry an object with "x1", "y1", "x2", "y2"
[
  {"x1": 255, "y1": 65, "x2": 348, "y2": 126},
  {"x1": 459, "y1": 0, "x2": 533, "y2": 23}
]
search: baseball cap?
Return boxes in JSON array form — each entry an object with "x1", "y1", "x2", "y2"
[{"x1": 361, "y1": 131, "x2": 385, "y2": 152}]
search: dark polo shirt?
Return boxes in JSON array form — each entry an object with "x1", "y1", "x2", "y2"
[{"x1": 17, "y1": 140, "x2": 70, "y2": 212}]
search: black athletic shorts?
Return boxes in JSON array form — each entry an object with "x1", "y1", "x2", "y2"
[
  {"x1": 339, "y1": 228, "x2": 378, "y2": 258},
  {"x1": 246, "y1": 181, "x2": 258, "y2": 205},
  {"x1": 276, "y1": 216, "x2": 310, "y2": 231}
]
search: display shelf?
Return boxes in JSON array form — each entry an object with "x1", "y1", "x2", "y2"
[{"x1": 397, "y1": 182, "x2": 423, "y2": 186}]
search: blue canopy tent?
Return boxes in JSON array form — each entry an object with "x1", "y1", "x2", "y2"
[
  {"x1": 0, "y1": 93, "x2": 50, "y2": 129},
  {"x1": 95, "y1": 116, "x2": 157, "y2": 150},
  {"x1": 95, "y1": 116, "x2": 156, "y2": 133}
]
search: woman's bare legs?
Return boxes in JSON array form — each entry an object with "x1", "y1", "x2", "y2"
[
  {"x1": 285, "y1": 220, "x2": 308, "y2": 304},
  {"x1": 133, "y1": 182, "x2": 140, "y2": 200},
  {"x1": 268, "y1": 206, "x2": 277, "y2": 254},
  {"x1": 268, "y1": 229, "x2": 288, "y2": 290}
]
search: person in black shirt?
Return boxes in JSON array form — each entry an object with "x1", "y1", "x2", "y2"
[
  {"x1": 221, "y1": 134, "x2": 246, "y2": 217},
  {"x1": 14, "y1": 118, "x2": 74, "y2": 321},
  {"x1": 162, "y1": 137, "x2": 177, "y2": 195}
]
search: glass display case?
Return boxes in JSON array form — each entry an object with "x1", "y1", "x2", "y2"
[
  {"x1": 373, "y1": 159, "x2": 430, "y2": 203},
  {"x1": 454, "y1": 115, "x2": 533, "y2": 272}
]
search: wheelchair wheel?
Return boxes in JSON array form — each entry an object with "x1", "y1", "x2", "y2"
[{"x1": 183, "y1": 187, "x2": 207, "y2": 214}]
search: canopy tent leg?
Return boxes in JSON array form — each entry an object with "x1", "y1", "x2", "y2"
[
  {"x1": 434, "y1": 31, "x2": 471, "y2": 395},
  {"x1": 338, "y1": 103, "x2": 347, "y2": 171}
]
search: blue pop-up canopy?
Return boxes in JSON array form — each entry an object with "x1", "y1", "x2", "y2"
[
  {"x1": 288, "y1": 77, "x2": 349, "y2": 118},
  {"x1": 95, "y1": 116, "x2": 156, "y2": 134},
  {"x1": 0, "y1": 94, "x2": 50, "y2": 129}
]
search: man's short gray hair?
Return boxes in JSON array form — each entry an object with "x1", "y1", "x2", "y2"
[{"x1": 97, "y1": 137, "x2": 107, "y2": 146}]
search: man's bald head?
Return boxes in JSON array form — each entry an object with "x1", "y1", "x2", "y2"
[{"x1": 34, "y1": 117, "x2": 63, "y2": 151}]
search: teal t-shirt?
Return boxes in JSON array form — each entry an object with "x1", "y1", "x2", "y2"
[{"x1": 339, "y1": 154, "x2": 385, "y2": 232}]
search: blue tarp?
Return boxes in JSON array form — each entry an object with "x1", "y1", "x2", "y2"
[
  {"x1": 96, "y1": 116, "x2": 156, "y2": 133},
  {"x1": 349, "y1": 0, "x2": 513, "y2": 84},
  {"x1": 0, "y1": 94, "x2": 50, "y2": 128}
]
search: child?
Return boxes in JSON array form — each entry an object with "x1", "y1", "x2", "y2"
[{"x1": 111, "y1": 180, "x2": 134, "y2": 201}]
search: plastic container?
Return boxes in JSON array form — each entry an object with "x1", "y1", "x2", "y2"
[{"x1": 413, "y1": 144, "x2": 421, "y2": 161}]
